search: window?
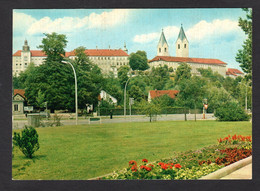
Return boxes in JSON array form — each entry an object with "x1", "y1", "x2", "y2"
[
  {"x1": 14, "y1": 104, "x2": 18, "y2": 111},
  {"x1": 184, "y1": 44, "x2": 186, "y2": 48},
  {"x1": 159, "y1": 48, "x2": 161, "y2": 53},
  {"x1": 24, "y1": 56, "x2": 28, "y2": 61},
  {"x1": 165, "y1": 48, "x2": 167, "y2": 52},
  {"x1": 25, "y1": 63, "x2": 27, "y2": 65},
  {"x1": 178, "y1": 44, "x2": 180, "y2": 49}
]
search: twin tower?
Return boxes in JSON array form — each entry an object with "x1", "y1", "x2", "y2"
[{"x1": 157, "y1": 25, "x2": 189, "y2": 57}]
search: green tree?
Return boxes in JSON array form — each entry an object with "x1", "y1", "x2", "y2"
[
  {"x1": 137, "y1": 100, "x2": 161, "y2": 122},
  {"x1": 38, "y1": 32, "x2": 68, "y2": 63},
  {"x1": 149, "y1": 65, "x2": 171, "y2": 90},
  {"x1": 175, "y1": 76, "x2": 207, "y2": 120},
  {"x1": 118, "y1": 65, "x2": 130, "y2": 88},
  {"x1": 36, "y1": 89, "x2": 45, "y2": 109},
  {"x1": 129, "y1": 51, "x2": 149, "y2": 71},
  {"x1": 236, "y1": 8, "x2": 252, "y2": 79},
  {"x1": 128, "y1": 85, "x2": 144, "y2": 102},
  {"x1": 23, "y1": 35, "x2": 104, "y2": 112},
  {"x1": 215, "y1": 101, "x2": 249, "y2": 121},
  {"x1": 70, "y1": 46, "x2": 104, "y2": 110},
  {"x1": 174, "y1": 63, "x2": 192, "y2": 85},
  {"x1": 13, "y1": 126, "x2": 40, "y2": 158}
]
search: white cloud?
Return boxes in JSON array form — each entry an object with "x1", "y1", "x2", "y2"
[
  {"x1": 13, "y1": 12, "x2": 37, "y2": 33},
  {"x1": 133, "y1": 32, "x2": 159, "y2": 43},
  {"x1": 25, "y1": 9, "x2": 130, "y2": 35},
  {"x1": 133, "y1": 19, "x2": 240, "y2": 44},
  {"x1": 186, "y1": 19, "x2": 240, "y2": 42},
  {"x1": 133, "y1": 26, "x2": 179, "y2": 44}
]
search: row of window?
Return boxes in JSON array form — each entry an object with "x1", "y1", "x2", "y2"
[
  {"x1": 158, "y1": 48, "x2": 167, "y2": 53},
  {"x1": 90, "y1": 56, "x2": 127, "y2": 61},
  {"x1": 177, "y1": 44, "x2": 187, "y2": 49}
]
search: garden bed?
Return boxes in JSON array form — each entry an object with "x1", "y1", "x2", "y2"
[{"x1": 101, "y1": 135, "x2": 252, "y2": 180}]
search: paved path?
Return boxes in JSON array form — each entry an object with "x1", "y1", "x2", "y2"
[
  {"x1": 221, "y1": 163, "x2": 252, "y2": 179},
  {"x1": 12, "y1": 113, "x2": 215, "y2": 129}
]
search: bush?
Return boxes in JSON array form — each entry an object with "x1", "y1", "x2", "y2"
[
  {"x1": 214, "y1": 102, "x2": 250, "y2": 121},
  {"x1": 13, "y1": 126, "x2": 40, "y2": 158}
]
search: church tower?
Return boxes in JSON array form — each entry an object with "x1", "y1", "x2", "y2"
[
  {"x1": 21, "y1": 39, "x2": 31, "y2": 71},
  {"x1": 157, "y1": 29, "x2": 169, "y2": 56},
  {"x1": 176, "y1": 24, "x2": 189, "y2": 57}
]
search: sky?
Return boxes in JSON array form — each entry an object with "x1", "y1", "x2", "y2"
[{"x1": 13, "y1": 8, "x2": 248, "y2": 70}]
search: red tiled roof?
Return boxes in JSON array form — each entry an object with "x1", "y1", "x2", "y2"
[
  {"x1": 13, "y1": 89, "x2": 26, "y2": 99},
  {"x1": 149, "y1": 90, "x2": 179, "y2": 99},
  {"x1": 12, "y1": 50, "x2": 47, "y2": 57},
  {"x1": 227, "y1": 68, "x2": 243, "y2": 75},
  {"x1": 66, "y1": 49, "x2": 129, "y2": 57},
  {"x1": 14, "y1": 49, "x2": 128, "y2": 57},
  {"x1": 149, "y1": 56, "x2": 227, "y2": 66}
]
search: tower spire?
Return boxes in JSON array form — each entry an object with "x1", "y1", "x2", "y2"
[
  {"x1": 175, "y1": 24, "x2": 189, "y2": 57},
  {"x1": 157, "y1": 29, "x2": 169, "y2": 56}
]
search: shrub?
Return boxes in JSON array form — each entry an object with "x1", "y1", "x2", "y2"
[
  {"x1": 13, "y1": 126, "x2": 40, "y2": 158},
  {"x1": 214, "y1": 101, "x2": 250, "y2": 121}
]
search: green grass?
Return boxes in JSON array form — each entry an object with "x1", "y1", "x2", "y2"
[{"x1": 12, "y1": 120, "x2": 252, "y2": 180}]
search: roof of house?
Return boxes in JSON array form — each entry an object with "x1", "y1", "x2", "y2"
[
  {"x1": 149, "y1": 90, "x2": 179, "y2": 99},
  {"x1": 158, "y1": 29, "x2": 168, "y2": 46},
  {"x1": 13, "y1": 50, "x2": 47, "y2": 57},
  {"x1": 13, "y1": 49, "x2": 129, "y2": 58},
  {"x1": 149, "y1": 56, "x2": 227, "y2": 66},
  {"x1": 177, "y1": 25, "x2": 188, "y2": 42},
  {"x1": 13, "y1": 89, "x2": 26, "y2": 99},
  {"x1": 66, "y1": 49, "x2": 129, "y2": 57},
  {"x1": 226, "y1": 68, "x2": 244, "y2": 76}
]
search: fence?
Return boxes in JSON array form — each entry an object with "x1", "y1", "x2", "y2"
[{"x1": 97, "y1": 107, "x2": 202, "y2": 116}]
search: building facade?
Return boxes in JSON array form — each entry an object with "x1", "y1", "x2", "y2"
[
  {"x1": 13, "y1": 40, "x2": 129, "y2": 77},
  {"x1": 12, "y1": 89, "x2": 26, "y2": 114},
  {"x1": 149, "y1": 25, "x2": 244, "y2": 77}
]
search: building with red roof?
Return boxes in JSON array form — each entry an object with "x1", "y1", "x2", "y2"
[
  {"x1": 12, "y1": 89, "x2": 27, "y2": 114},
  {"x1": 149, "y1": 25, "x2": 228, "y2": 77},
  {"x1": 148, "y1": 90, "x2": 179, "y2": 102},
  {"x1": 13, "y1": 40, "x2": 129, "y2": 76},
  {"x1": 226, "y1": 68, "x2": 244, "y2": 78}
]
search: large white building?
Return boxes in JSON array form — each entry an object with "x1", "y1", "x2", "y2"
[
  {"x1": 150, "y1": 25, "x2": 242, "y2": 77},
  {"x1": 12, "y1": 41, "x2": 129, "y2": 77}
]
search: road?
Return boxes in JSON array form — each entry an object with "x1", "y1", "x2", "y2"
[{"x1": 12, "y1": 113, "x2": 215, "y2": 129}]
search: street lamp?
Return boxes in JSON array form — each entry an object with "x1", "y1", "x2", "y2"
[
  {"x1": 124, "y1": 77, "x2": 131, "y2": 118},
  {"x1": 62, "y1": 60, "x2": 78, "y2": 125}
]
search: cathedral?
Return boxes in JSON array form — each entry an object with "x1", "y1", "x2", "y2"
[{"x1": 149, "y1": 25, "x2": 243, "y2": 78}]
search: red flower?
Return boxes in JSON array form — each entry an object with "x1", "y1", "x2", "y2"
[
  {"x1": 129, "y1": 160, "x2": 137, "y2": 166},
  {"x1": 131, "y1": 165, "x2": 137, "y2": 172},
  {"x1": 142, "y1": 159, "x2": 148, "y2": 163},
  {"x1": 161, "y1": 164, "x2": 168, "y2": 170},
  {"x1": 145, "y1": 167, "x2": 152, "y2": 171},
  {"x1": 148, "y1": 164, "x2": 154, "y2": 168},
  {"x1": 140, "y1": 165, "x2": 146, "y2": 169},
  {"x1": 158, "y1": 162, "x2": 164, "y2": 166},
  {"x1": 174, "y1": 164, "x2": 182, "y2": 169}
]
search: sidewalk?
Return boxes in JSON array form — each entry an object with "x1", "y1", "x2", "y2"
[{"x1": 220, "y1": 163, "x2": 252, "y2": 179}]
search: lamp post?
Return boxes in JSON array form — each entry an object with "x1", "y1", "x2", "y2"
[
  {"x1": 62, "y1": 61, "x2": 78, "y2": 125},
  {"x1": 124, "y1": 77, "x2": 131, "y2": 119}
]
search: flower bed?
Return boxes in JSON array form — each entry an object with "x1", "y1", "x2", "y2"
[{"x1": 102, "y1": 135, "x2": 252, "y2": 180}]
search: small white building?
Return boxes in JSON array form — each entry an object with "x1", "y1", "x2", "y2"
[
  {"x1": 99, "y1": 90, "x2": 117, "y2": 105},
  {"x1": 12, "y1": 89, "x2": 26, "y2": 114}
]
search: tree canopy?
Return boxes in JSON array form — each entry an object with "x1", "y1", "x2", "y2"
[
  {"x1": 236, "y1": 8, "x2": 252, "y2": 79},
  {"x1": 129, "y1": 51, "x2": 149, "y2": 71}
]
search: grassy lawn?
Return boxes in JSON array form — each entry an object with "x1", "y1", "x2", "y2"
[{"x1": 12, "y1": 120, "x2": 252, "y2": 180}]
